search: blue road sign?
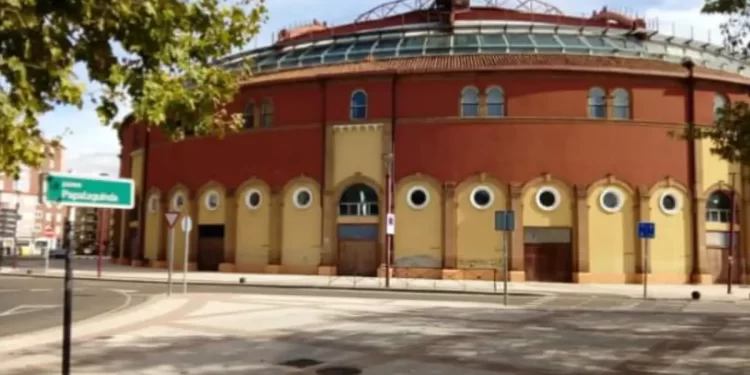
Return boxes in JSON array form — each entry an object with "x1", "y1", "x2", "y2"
[
  {"x1": 494, "y1": 210, "x2": 516, "y2": 232},
  {"x1": 638, "y1": 221, "x2": 656, "y2": 239}
]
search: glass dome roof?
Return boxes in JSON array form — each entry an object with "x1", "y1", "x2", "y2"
[{"x1": 219, "y1": 24, "x2": 749, "y2": 78}]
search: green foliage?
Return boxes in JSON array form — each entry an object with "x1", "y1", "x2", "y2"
[
  {"x1": 0, "y1": 0, "x2": 267, "y2": 177},
  {"x1": 673, "y1": 1, "x2": 750, "y2": 166}
]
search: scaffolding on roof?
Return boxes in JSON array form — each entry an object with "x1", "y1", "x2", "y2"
[{"x1": 354, "y1": 0, "x2": 564, "y2": 23}]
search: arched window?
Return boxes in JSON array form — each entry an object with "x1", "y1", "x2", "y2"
[
  {"x1": 706, "y1": 191, "x2": 736, "y2": 223},
  {"x1": 243, "y1": 100, "x2": 255, "y2": 129},
  {"x1": 486, "y1": 86, "x2": 505, "y2": 117},
  {"x1": 460, "y1": 86, "x2": 479, "y2": 117},
  {"x1": 588, "y1": 87, "x2": 607, "y2": 119},
  {"x1": 260, "y1": 99, "x2": 273, "y2": 128},
  {"x1": 612, "y1": 88, "x2": 630, "y2": 120},
  {"x1": 713, "y1": 93, "x2": 728, "y2": 122},
  {"x1": 339, "y1": 183, "x2": 379, "y2": 216},
  {"x1": 350, "y1": 90, "x2": 368, "y2": 120}
]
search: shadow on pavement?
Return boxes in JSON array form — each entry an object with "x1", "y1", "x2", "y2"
[{"x1": 3, "y1": 305, "x2": 750, "y2": 375}]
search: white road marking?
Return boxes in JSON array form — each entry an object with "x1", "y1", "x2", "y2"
[
  {"x1": 0, "y1": 289, "x2": 21, "y2": 293},
  {"x1": 30, "y1": 289, "x2": 53, "y2": 292},
  {"x1": 109, "y1": 289, "x2": 138, "y2": 294},
  {"x1": 0, "y1": 304, "x2": 61, "y2": 317}
]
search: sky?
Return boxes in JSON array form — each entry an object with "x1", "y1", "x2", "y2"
[{"x1": 41, "y1": 0, "x2": 727, "y2": 177}]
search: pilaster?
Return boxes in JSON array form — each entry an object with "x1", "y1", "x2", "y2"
[
  {"x1": 157, "y1": 195, "x2": 169, "y2": 262},
  {"x1": 573, "y1": 185, "x2": 590, "y2": 282},
  {"x1": 693, "y1": 196, "x2": 711, "y2": 283},
  {"x1": 268, "y1": 189, "x2": 283, "y2": 266},
  {"x1": 509, "y1": 183, "x2": 525, "y2": 280},
  {"x1": 220, "y1": 189, "x2": 237, "y2": 272},
  {"x1": 442, "y1": 182, "x2": 457, "y2": 269},
  {"x1": 321, "y1": 189, "x2": 336, "y2": 266},
  {"x1": 188, "y1": 201, "x2": 199, "y2": 263},
  {"x1": 636, "y1": 186, "x2": 650, "y2": 276}
]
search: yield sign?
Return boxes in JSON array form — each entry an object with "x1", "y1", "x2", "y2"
[{"x1": 164, "y1": 211, "x2": 180, "y2": 228}]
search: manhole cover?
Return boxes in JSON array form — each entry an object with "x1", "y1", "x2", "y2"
[
  {"x1": 316, "y1": 366, "x2": 362, "y2": 375},
  {"x1": 278, "y1": 358, "x2": 323, "y2": 369}
]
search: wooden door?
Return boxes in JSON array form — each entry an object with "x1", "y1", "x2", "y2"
[
  {"x1": 707, "y1": 248, "x2": 743, "y2": 284},
  {"x1": 197, "y1": 237, "x2": 224, "y2": 271},
  {"x1": 338, "y1": 240, "x2": 378, "y2": 276},
  {"x1": 524, "y1": 243, "x2": 572, "y2": 283}
]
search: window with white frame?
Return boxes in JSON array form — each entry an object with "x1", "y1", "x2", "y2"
[
  {"x1": 350, "y1": 90, "x2": 368, "y2": 120},
  {"x1": 612, "y1": 88, "x2": 630, "y2": 120},
  {"x1": 486, "y1": 86, "x2": 505, "y2": 117},
  {"x1": 460, "y1": 86, "x2": 479, "y2": 117}
]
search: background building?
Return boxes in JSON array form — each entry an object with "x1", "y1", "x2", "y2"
[
  {"x1": 115, "y1": 0, "x2": 749, "y2": 285},
  {"x1": 72, "y1": 205, "x2": 114, "y2": 255},
  {"x1": 0, "y1": 143, "x2": 66, "y2": 255}
]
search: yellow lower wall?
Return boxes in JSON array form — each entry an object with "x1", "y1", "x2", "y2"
[
  {"x1": 456, "y1": 183, "x2": 507, "y2": 268},
  {"x1": 588, "y1": 186, "x2": 636, "y2": 277},
  {"x1": 280, "y1": 182, "x2": 321, "y2": 267},
  {"x1": 236, "y1": 185, "x2": 271, "y2": 266},
  {"x1": 394, "y1": 181, "x2": 443, "y2": 268},
  {"x1": 144, "y1": 198, "x2": 161, "y2": 262},
  {"x1": 649, "y1": 188, "x2": 691, "y2": 275}
]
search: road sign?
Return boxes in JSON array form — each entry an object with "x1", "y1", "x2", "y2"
[
  {"x1": 638, "y1": 221, "x2": 655, "y2": 239},
  {"x1": 0, "y1": 208, "x2": 20, "y2": 238},
  {"x1": 42, "y1": 172, "x2": 135, "y2": 209},
  {"x1": 165, "y1": 212, "x2": 180, "y2": 228},
  {"x1": 385, "y1": 213, "x2": 395, "y2": 235},
  {"x1": 494, "y1": 210, "x2": 515, "y2": 232},
  {"x1": 181, "y1": 216, "x2": 193, "y2": 233}
]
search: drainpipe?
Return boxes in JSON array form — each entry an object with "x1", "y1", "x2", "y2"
[
  {"x1": 384, "y1": 73, "x2": 398, "y2": 287},
  {"x1": 682, "y1": 58, "x2": 700, "y2": 282},
  {"x1": 320, "y1": 78, "x2": 328, "y2": 266},
  {"x1": 136, "y1": 126, "x2": 151, "y2": 263}
]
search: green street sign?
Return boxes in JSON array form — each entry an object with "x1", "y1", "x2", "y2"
[{"x1": 42, "y1": 172, "x2": 135, "y2": 209}]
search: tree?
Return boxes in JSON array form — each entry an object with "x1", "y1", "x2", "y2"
[
  {"x1": 689, "y1": 0, "x2": 750, "y2": 165},
  {"x1": 0, "y1": 0, "x2": 267, "y2": 177}
]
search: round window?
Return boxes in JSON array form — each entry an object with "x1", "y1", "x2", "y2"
[
  {"x1": 205, "y1": 191, "x2": 220, "y2": 210},
  {"x1": 293, "y1": 187, "x2": 313, "y2": 209},
  {"x1": 245, "y1": 189, "x2": 262, "y2": 210},
  {"x1": 535, "y1": 187, "x2": 560, "y2": 211},
  {"x1": 470, "y1": 186, "x2": 494, "y2": 209},
  {"x1": 659, "y1": 191, "x2": 681, "y2": 215},
  {"x1": 407, "y1": 186, "x2": 430, "y2": 210},
  {"x1": 172, "y1": 193, "x2": 185, "y2": 211},
  {"x1": 147, "y1": 195, "x2": 159, "y2": 213},
  {"x1": 599, "y1": 188, "x2": 624, "y2": 213}
]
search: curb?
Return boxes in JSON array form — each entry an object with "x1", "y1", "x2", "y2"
[{"x1": 2, "y1": 271, "x2": 559, "y2": 298}]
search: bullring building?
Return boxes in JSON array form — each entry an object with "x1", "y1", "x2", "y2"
[{"x1": 114, "y1": 0, "x2": 749, "y2": 285}]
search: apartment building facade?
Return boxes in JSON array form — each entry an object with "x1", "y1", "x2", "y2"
[{"x1": 0, "y1": 144, "x2": 67, "y2": 255}]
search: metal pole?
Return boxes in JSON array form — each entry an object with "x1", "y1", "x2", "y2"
[
  {"x1": 502, "y1": 231, "x2": 508, "y2": 306},
  {"x1": 97, "y1": 232, "x2": 102, "y2": 278},
  {"x1": 44, "y1": 245, "x2": 49, "y2": 274},
  {"x1": 727, "y1": 172, "x2": 737, "y2": 294},
  {"x1": 183, "y1": 226, "x2": 189, "y2": 294},
  {"x1": 643, "y1": 238, "x2": 649, "y2": 299},
  {"x1": 12, "y1": 191, "x2": 20, "y2": 269},
  {"x1": 383, "y1": 153, "x2": 394, "y2": 289},
  {"x1": 167, "y1": 228, "x2": 174, "y2": 296},
  {"x1": 61, "y1": 205, "x2": 75, "y2": 375}
]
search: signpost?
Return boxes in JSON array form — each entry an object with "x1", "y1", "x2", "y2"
[
  {"x1": 40, "y1": 172, "x2": 134, "y2": 375},
  {"x1": 0, "y1": 207, "x2": 19, "y2": 269},
  {"x1": 637, "y1": 221, "x2": 656, "y2": 299},
  {"x1": 164, "y1": 212, "x2": 180, "y2": 296},
  {"x1": 180, "y1": 215, "x2": 193, "y2": 294},
  {"x1": 41, "y1": 172, "x2": 135, "y2": 209},
  {"x1": 494, "y1": 210, "x2": 516, "y2": 306}
]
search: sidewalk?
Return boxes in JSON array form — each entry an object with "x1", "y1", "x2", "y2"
[{"x1": 2, "y1": 262, "x2": 748, "y2": 302}]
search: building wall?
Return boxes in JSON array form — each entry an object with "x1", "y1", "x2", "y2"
[{"x1": 119, "y1": 69, "x2": 750, "y2": 284}]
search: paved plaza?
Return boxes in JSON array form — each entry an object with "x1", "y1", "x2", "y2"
[{"x1": 1, "y1": 290, "x2": 748, "y2": 374}]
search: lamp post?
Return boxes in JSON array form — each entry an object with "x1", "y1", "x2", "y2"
[{"x1": 382, "y1": 152, "x2": 394, "y2": 288}]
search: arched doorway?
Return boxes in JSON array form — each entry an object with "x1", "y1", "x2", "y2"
[
  {"x1": 705, "y1": 190, "x2": 741, "y2": 283},
  {"x1": 337, "y1": 183, "x2": 380, "y2": 276}
]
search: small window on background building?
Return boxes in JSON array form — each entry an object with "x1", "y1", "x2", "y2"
[
  {"x1": 612, "y1": 88, "x2": 630, "y2": 120},
  {"x1": 460, "y1": 86, "x2": 479, "y2": 117},
  {"x1": 713, "y1": 93, "x2": 728, "y2": 122},
  {"x1": 350, "y1": 90, "x2": 368, "y2": 120},
  {"x1": 588, "y1": 87, "x2": 607, "y2": 119},
  {"x1": 243, "y1": 100, "x2": 255, "y2": 129},
  {"x1": 486, "y1": 86, "x2": 505, "y2": 117},
  {"x1": 261, "y1": 99, "x2": 274, "y2": 127}
]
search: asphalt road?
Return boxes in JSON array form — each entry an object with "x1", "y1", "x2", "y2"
[{"x1": 2, "y1": 273, "x2": 748, "y2": 340}]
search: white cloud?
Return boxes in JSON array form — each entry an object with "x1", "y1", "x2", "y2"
[{"x1": 642, "y1": 1, "x2": 727, "y2": 44}]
